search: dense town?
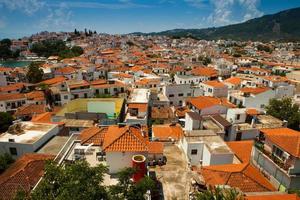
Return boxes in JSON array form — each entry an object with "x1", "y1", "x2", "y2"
[{"x1": 1, "y1": 30, "x2": 300, "y2": 200}]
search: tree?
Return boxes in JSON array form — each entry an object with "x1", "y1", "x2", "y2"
[
  {"x1": 31, "y1": 160, "x2": 109, "y2": 200},
  {"x1": 0, "y1": 38, "x2": 13, "y2": 60},
  {"x1": 109, "y1": 167, "x2": 155, "y2": 200},
  {"x1": 266, "y1": 98, "x2": 300, "y2": 130},
  {"x1": 26, "y1": 62, "x2": 44, "y2": 83},
  {"x1": 0, "y1": 153, "x2": 14, "y2": 173},
  {"x1": 71, "y1": 46, "x2": 84, "y2": 56},
  {"x1": 0, "y1": 112, "x2": 14, "y2": 133},
  {"x1": 194, "y1": 186, "x2": 244, "y2": 200}
]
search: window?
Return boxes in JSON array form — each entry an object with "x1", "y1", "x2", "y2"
[
  {"x1": 114, "y1": 88, "x2": 118, "y2": 92},
  {"x1": 191, "y1": 149, "x2": 198, "y2": 155},
  {"x1": 187, "y1": 93, "x2": 192, "y2": 97},
  {"x1": 273, "y1": 145, "x2": 283, "y2": 156},
  {"x1": 64, "y1": 95, "x2": 68, "y2": 100},
  {"x1": 169, "y1": 94, "x2": 174, "y2": 97},
  {"x1": 236, "y1": 114, "x2": 240, "y2": 120},
  {"x1": 178, "y1": 93, "x2": 184, "y2": 97},
  {"x1": 208, "y1": 88, "x2": 213, "y2": 93},
  {"x1": 9, "y1": 147, "x2": 17, "y2": 155}
]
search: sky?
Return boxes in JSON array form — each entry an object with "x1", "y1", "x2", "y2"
[{"x1": 0, "y1": 0, "x2": 300, "y2": 39}]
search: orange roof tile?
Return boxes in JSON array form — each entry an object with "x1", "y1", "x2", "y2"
[
  {"x1": 261, "y1": 128, "x2": 300, "y2": 158},
  {"x1": 0, "y1": 153, "x2": 54, "y2": 200},
  {"x1": 240, "y1": 87, "x2": 270, "y2": 95},
  {"x1": 31, "y1": 112, "x2": 53, "y2": 123},
  {"x1": 15, "y1": 104, "x2": 46, "y2": 116},
  {"x1": 152, "y1": 124, "x2": 183, "y2": 141},
  {"x1": 224, "y1": 77, "x2": 242, "y2": 85},
  {"x1": 0, "y1": 83, "x2": 25, "y2": 93},
  {"x1": 188, "y1": 96, "x2": 235, "y2": 110},
  {"x1": 25, "y1": 91, "x2": 45, "y2": 101},
  {"x1": 191, "y1": 67, "x2": 218, "y2": 77},
  {"x1": 80, "y1": 127, "x2": 107, "y2": 146},
  {"x1": 128, "y1": 103, "x2": 148, "y2": 112},
  {"x1": 55, "y1": 66, "x2": 76, "y2": 74},
  {"x1": 102, "y1": 125, "x2": 149, "y2": 152},
  {"x1": 0, "y1": 93, "x2": 26, "y2": 101},
  {"x1": 40, "y1": 76, "x2": 66, "y2": 85},
  {"x1": 203, "y1": 80, "x2": 226, "y2": 88},
  {"x1": 148, "y1": 142, "x2": 164, "y2": 154},
  {"x1": 246, "y1": 108, "x2": 260, "y2": 116},
  {"x1": 226, "y1": 140, "x2": 253, "y2": 163},
  {"x1": 201, "y1": 163, "x2": 275, "y2": 193}
]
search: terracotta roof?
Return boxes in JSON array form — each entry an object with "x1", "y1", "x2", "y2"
[
  {"x1": 40, "y1": 76, "x2": 66, "y2": 85},
  {"x1": 0, "y1": 93, "x2": 26, "y2": 101},
  {"x1": 31, "y1": 112, "x2": 53, "y2": 123},
  {"x1": 261, "y1": 76, "x2": 289, "y2": 83},
  {"x1": 240, "y1": 87, "x2": 270, "y2": 95},
  {"x1": 202, "y1": 80, "x2": 226, "y2": 88},
  {"x1": 200, "y1": 163, "x2": 275, "y2": 193},
  {"x1": 188, "y1": 96, "x2": 236, "y2": 110},
  {"x1": 128, "y1": 103, "x2": 148, "y2": 112},
  {"x1": 55, "y1": 66, "x2": 76, "y2": 74},
  {"x1": 246, "y1": 108, "x2": 260, "y2": 116},
  {"x1": 245, "y1": 194, "x2": 300, "y2": 200},
  {"x1": 148, "y1": 142, "x2": 164, "y2": 154},
  {"x1": 152, "y1": 124, "x2": 183, "y2": 141},
  {"x1": 0, "y1": 67, "x2": 12, "y2": 72},
  {"x1": 175, "y1": 106, "x2": 190, "y2": 118},
  {"x1": 102, "y1": 125, "x2": 149, "y2": 152},
  {"x1": 151, "y1": 107, "x2": 175, "y2": 119},
  {"x1": 90, "y1": 79, "x2": 107, "y2": 85},
  {"x1": 0, "y1": 83, "x2": 25, "y2": 93},
  {"x1": 0, "y1": 153, "x2": 54, "y2": 200},
  {"x1": 227, "y1": 140, "x2": 253, "y2": 163},
  {"x1": 25, "y1": 91, "x2": 45, "y2": 101},
  {"x1": 15, "y1": 104, "x2": 46, "y2": 116},
  {"x1": 92, "y1": 81, "x2": 125, "y2": 89},
  {"x1": 191, "y1": 67, "x2": 218, "y2": 77},
  {"x1": 261, "y1": 128, "x2": 300, "y2": 158},
  {"x1": 224, "y1": 77, "x2": 242, "y2": 85},
  {"x1": 80, "y1": 127, "x2": 107, "y2": 146}
]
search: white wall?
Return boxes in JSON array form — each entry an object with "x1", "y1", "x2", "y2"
[
  {"x1": 200, "y1": 105, "x2": 228, "y2": 116},
  {"x1": 202, "y1": 145, "x2": 212, "y2": 166},
  {"x1": 185, "y1": 113, "x2": 200, "y2": 131},
  {"x1": 0, "y1": 125, "x2": 59, "y2": 158},
  {"x1": 106, "y1": 151, "x2": 148, "y2": 174},
  {"x1": 226, "y1": 108, "x2": 247, "y2": 124}
]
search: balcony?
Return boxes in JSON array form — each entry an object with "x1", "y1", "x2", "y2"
[{"x1": 253, "y1": 141, "x2": 294, "y2": 174}]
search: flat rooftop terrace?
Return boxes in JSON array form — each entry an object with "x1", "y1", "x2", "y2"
[
  {"x1": 56, "y1": 98, "x2": 124, "y2": 118},
  {"x1": 128, "y1": 88, "x2": 149, "y2": 103},
  {"x1": 0, "y1": 122, "x2": 57, "y2": 144},
  {"x1": 37, "y1": 136, "x2": 69, "y2": 155}
]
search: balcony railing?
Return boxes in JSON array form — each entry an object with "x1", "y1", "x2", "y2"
[{"x1": 254, "y1": 142, "x2": 293, "y2": 172}]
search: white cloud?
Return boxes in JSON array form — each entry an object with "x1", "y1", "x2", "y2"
[
  {"x1": 184, "y1": 0, "x2": 208, "y2": 8},
  {"x1": 239, "y1": 0, "x2": 263, "y2": 21},
  {"x1": 39, "y1": 3, "x2": 74, "y2": 31},
  {"x1": 47, "y1": 1, "x2": 152, "y2": 10},
  {"x1": 191, "y1": 0, "x2": 263, "y2": 27},
  {"x1": 0, "y1": 0, "x2": 45, "y2": 15}
]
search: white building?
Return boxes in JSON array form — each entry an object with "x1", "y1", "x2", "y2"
[
  {"x1": 180, "y1": 130, "x2": 234, "y2": 166},
  {"x1": 200, "y1": 80, "x2": 228, "y2": 97},
  {"x1": 0, "y1": 122, "x2": 59, "y2": 158},
  {"x1": 162, "y1": 84, "x2": 202, "y2": 107}
]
